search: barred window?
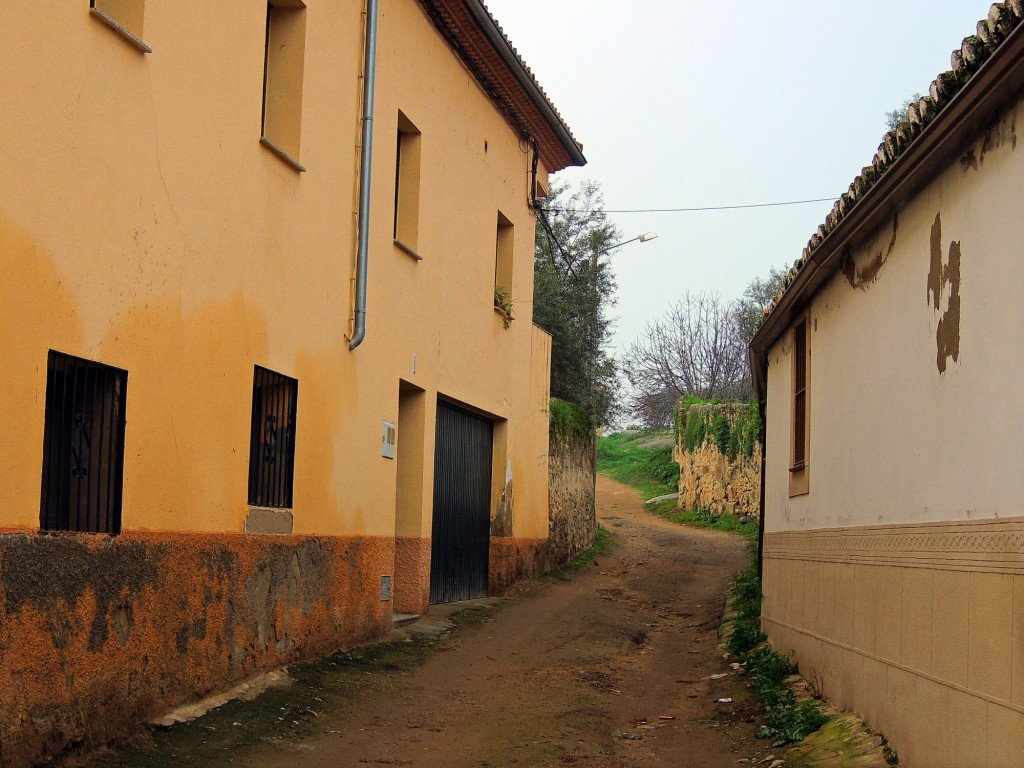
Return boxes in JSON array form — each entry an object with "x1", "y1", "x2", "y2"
[
  {"x1": 248, "y1": 366, "x2": 298, "y2": 508},
  {"x1": 40, "y1": 351, "x2": 128, "y2": 534}
]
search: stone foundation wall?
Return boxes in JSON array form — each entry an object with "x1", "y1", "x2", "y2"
[
  {"x1": 547, "y1": 429, "x2": 596, "y2": 565},
  {"x1": 675, "y1": 401, "x2": 762, "y2": 516},
  {"x1": 488, "y1": 537, "x2": 552, "y2": 595},
  {"x1": 0, "y1": 530, "x2": 393, "y2": 768},
  {"x1": 676, "y1": 442, "x2": 761, "y2": 515}
]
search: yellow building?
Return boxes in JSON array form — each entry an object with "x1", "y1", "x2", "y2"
[
  {"x1": 0, "y1": 1, "x2": 583, "y2": 764},
  {"x1": 751, "y1": 5, "x2": 1024, "y2": 766}
]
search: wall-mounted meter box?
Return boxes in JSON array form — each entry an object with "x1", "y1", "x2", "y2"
[{"x1": 382, "y1": 420, "x2": 396, "y2": 459}]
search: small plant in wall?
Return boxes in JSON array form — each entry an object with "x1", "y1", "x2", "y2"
[{"x1": 494, "y1": 285, "x2": 515, "y2": 329}]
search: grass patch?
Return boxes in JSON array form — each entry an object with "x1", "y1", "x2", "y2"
[
  {"x1": 726, "y1": 561, "x2": 830, "y2": 747},
  {"x1": 551, "y1": 526, "x2": 614, "y2": 578},
  {"x1": 596, "y1": 429, "x2": 678, "y2": 500},
  {"x1": 646, "y1": 500, "x2": 759, "y2": 546}
]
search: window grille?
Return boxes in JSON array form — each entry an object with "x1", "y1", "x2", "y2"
[
  {"x1": 39, "y1": 350, "x2": 128, "y2": 534},
  {"x1": 248, "y1": 366, "x2": 298, "y2": 508}
]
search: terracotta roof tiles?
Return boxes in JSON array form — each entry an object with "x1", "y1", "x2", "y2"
[
  {"x1": 416, "y1": 0, "x2": 585, "y2": 172},
  {"x1": 756, "y1": 1, "x2": 1024, "y2": 332}
]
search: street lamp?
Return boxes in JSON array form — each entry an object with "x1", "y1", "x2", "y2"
[
  {"x1": 589, "y1": 231, "x2": 658, "y2": 432},
  {"x1": 595, "y1": 231, "x2": 658, "y2": 257}
]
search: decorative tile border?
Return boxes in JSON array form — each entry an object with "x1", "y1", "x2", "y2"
[{"x1": 763, "y1": 517, "x2": 1024, "y2": 574}]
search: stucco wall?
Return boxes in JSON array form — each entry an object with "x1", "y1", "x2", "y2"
[
  {"x1": 0, "y1": 530, "x2": 392, "y2": 768},
  {"x1": 0, "y1": 2, "x2": 559, "y2": 764},
  {"x1": 0, "y1": 0, "x2": 551, "y2": 541},
  {"x1": 761, "y1": 92, "x2": 1024, "y2": 767}
]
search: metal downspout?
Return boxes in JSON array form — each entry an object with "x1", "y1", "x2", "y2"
[{"x1": 349, "y1": 0, "x2": 379, "y2": 350}]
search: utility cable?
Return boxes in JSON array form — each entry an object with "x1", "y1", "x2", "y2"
[{"x1": 546, "y1": 196, "x2": 836, "y2": 215}]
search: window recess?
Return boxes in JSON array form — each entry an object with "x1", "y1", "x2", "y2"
[
  {"x1": 89, "y1": 0, "x2": 151, "y2": 52},
  {"x1": 789, "y1": 317, "x2": 810, "y2": 496},
  {"x1": 248, "y1": 366, "x2": 299, "y2": 509},
  {"x1": 261, "y1": 1, "x2": 307, "y2": 171},
  {"x1": 393, "y1": 111, "x2": 422, "y2": 254},
  {"x1": 40, "y1": 350, "x2": 128, "y2": 534}
]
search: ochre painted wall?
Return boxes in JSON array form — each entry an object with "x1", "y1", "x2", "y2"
[
  {"x1": 0, "y1": 2, "x2": 560, "y2": 764},
  {"x1": 761, "y1": 94, "x2": 1024, "y2": 767},
  {"x1": 0, "y1": 0, "x2": 551, "y2": 542}
]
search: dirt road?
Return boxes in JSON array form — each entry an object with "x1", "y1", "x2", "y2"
[{"x1": 89, "y1": 476, "x2": 773, "y2": 768}]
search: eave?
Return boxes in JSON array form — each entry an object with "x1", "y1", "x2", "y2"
[
  {"x1": 750, "y1": 17, "x2": 1024, "y2": 402},
  {"x1": 416, "y1": 0, "x2": 586, "y2": 173}
]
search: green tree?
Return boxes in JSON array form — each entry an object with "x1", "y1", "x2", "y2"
[
  {"x1": 885, "y1": 92, "x2": 924, "y2": 131},
  {"x1": 533, "y1": 181, "x2": 622, "y2": 428},
  {"x1": 732, "y1": 264, "x2": 789, "y2": 343}
]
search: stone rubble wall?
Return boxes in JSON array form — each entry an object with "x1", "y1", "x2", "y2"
[
  {"x1": 675, "y1": 441, "x2": 761, "y2": 516},
  {"x1": 547, "y1": 430, "x2": 596, "y2": 565},
  {"x1": 675, "y1": 401, "x2": 762, "y2": 517}
]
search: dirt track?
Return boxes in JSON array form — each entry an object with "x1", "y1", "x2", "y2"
[{"x1": 89, "y1": 476, "x2": 773, "y2": 768}]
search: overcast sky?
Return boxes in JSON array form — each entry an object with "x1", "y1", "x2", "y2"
[{"x1": 483, "y1": 0, "x2": 992, "y2": 353}]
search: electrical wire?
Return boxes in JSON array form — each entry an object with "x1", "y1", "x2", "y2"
[{"x1": 545, "y1": 196, "x2": 836, "y2": 215}]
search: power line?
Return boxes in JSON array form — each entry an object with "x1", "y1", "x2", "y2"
[{"x1": 546, "y1": 196, "x2": 837, "y2": 214}]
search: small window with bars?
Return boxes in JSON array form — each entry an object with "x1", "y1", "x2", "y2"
[
  {"x1": 248, "y1": 366, "x2": 298, "y2": 509},
  {"x1": 40, "y1": 351, "x2": 128, "y2": 534}
]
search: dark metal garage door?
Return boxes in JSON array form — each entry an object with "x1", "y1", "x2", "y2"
[{"x1": 429, "y1": 402, "x2": 492, "y2": 604}]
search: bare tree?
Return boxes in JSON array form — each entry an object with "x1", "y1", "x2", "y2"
[{"x1": 622, "y1": 292, "x2": 750, "y2": 426}]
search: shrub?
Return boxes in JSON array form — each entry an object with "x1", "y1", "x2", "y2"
[{"x1": 550, "y1": 399, "x2": 590, "y2": 443}]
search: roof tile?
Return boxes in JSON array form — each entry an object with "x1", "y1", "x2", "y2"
[{"x1": 756, "y1": 2, "x2": 1024, "y2": 332}]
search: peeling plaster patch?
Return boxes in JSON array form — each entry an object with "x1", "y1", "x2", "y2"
[
  {"x1": 842, "y1": 212, "x2": 898, "y2": 290},
  {"x1": 491, "y1": 460, "x2": 514, "y2": 538},
  {"x1": 0, "y1": 535, "x2": 164, "y2": 651},
  {"x1": 927, "y1": 213, "x2": 962, "y2": 373},
  {"x1": 980, "y1": 109, "x2": 1017, "y2": 163}
]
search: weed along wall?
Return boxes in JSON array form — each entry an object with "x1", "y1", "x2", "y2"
[{"x1": 674, "y1": 401, "x2": 762, "y2": 516}]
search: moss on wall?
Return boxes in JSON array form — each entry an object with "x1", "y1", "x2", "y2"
[
  {"x1": 674, "y1": 399, "x2": 762, "y2": 460},
  {"x1": 674, "y1": 399, "x2": 762, "y2": 516}
]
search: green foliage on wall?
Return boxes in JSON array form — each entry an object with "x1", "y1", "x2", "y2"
[
  {"x1": 549, "y1": 398, "x2": 591, "y2": 443},
  {"x1": 675, "y1": 398, "x2": 762, "y2": 459},
  {"x1": 711, "y1": 413, "x2": 731, "y2": 454},
  {"x1": 682, "y1": 413, "x2": 707, "y2": 452}
]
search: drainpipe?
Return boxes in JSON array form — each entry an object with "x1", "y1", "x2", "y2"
[{"x1": 349, "y1": 0, "x2": 379, "y2": 350}]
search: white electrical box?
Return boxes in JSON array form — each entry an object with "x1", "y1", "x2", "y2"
[{"x1": 381, "y1": 420, "x2": 396, "y2": 459}]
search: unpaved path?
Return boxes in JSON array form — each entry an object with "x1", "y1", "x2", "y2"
[{"x1": 89, "y1": 477, "x2": 774, "y2": 767}]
